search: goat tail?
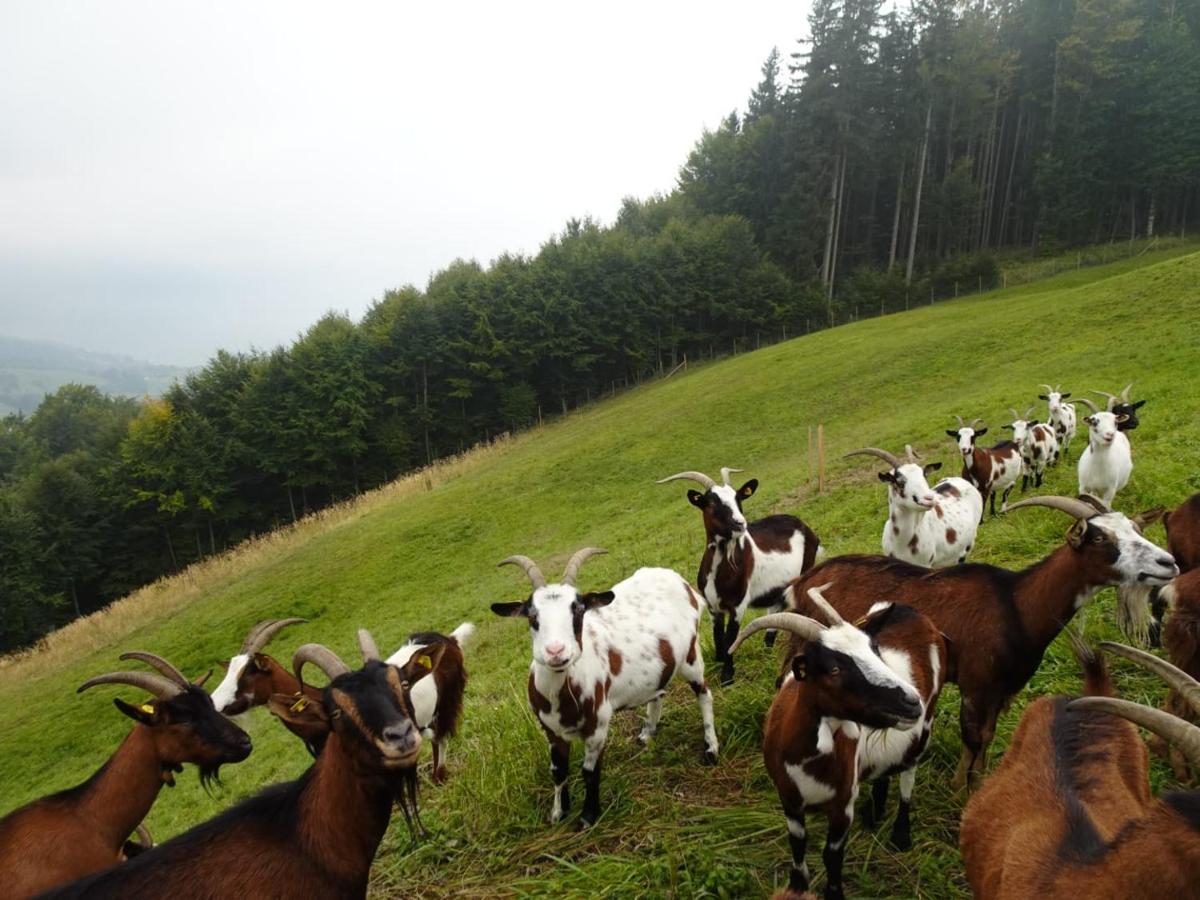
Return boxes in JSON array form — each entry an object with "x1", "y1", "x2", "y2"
[
  {"x1": 1067, "y1": 625, "x2": 1113, "y2": 697},
  {"x1": 449, "y1": 622, "x2": 476, "y2": 650},
  {"x1": 1116, "y1": 584, "x2": 1155, "y2": 648}
]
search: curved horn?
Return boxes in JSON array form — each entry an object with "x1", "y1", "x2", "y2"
[
  {"x1": 1007, "y1": 495, "x2": 1102, "y2": 520},
  {"x1": 903, "y1": 444, "x2": 921, "y2": 463},
  {"x1": 134, "y1": 824, "x2": 153, "y2": 848},
  {"x1": 1076, "y1": 397, "x2": 1100, "y2": 413},
  {"x1": 1040, "y1": 383, "x2": 1055, "y2": 394},
  {"x1": 292, "y1": 643, "x2": 350, "y2": 686},
  {"x1": 844, "y1": 447, "x2": 902, "y2": 469},
  {"x1": 1008, "y1": 407, "x2": 1022, "y2": 421},
  {"x1": 562, "y1": 547, "x2": 607, "y2": 586},
  {"x1": 1069, "y1": 697, "x2": 1200, "y2": 770},
  {"x1": 1090, "y1": 389, "x2": 1120, "y2": 411},
  {"x1": 117, "y1": 652, "x2": 190, "y2": 688},
  {"x1": 240, "y1": 618, "x2": 307, "y2": 656},
  {"x1": 969, "y1": 418, "x2": 985, "y2": 430},
  {"x1": 1121, "y1": 382, "x2": 1134, "y2": 402},
  {"x1": 1099, "y1": 641, "x2": 1200, "y2": 719},
  {"x1": 78, "y1": 671, "x2": 183, "y2": 699},
  {"x1": 728, "y1": 612, "x2": 826, "y2": 656},
  {"x1": 655, "y1": 470, "x2": 717, "y2": 490},
  {"x1": 953, "y1": 414, "x2": 965, "y2": 428},
  {"x1": 1025, "y1": 406, "x2": 1036, "y2": 421},
  {"x1": 357, "y1": 629, "x2": 381, "y2": 663},
  {"x1": 498, "y1": 555, "x2": 548, "y2": 590},
  {"x1": 806, "y1": 583, "x2": 844, "y2": 626},
  {"x1": 719, "y1": 466, "x2": 744, "y2": 486}
]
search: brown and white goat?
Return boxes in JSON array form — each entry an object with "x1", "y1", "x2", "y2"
[
  {"x1": 782, "y1": 495, "x2": 1179, "y2": 788},
  {"x1": 732, "y1": 586, "x2": 945, "y2": 900},
  {"x1": 658, "y1": 467, "x2": 820, "y2": 685},
  {"x1": 41, "y1": 633, "x2": 429, "y2": 900},
  {"x1": 492, "y1": 548, "x2": 718, "y2": 828},
  {"x1": 961, "y1": 640, "x2": 1200, "y2": 899},
  {"x1": 1037, "y1": 383, "x2": 1076, "y2": 462},
  {"x1": 0, "y1": 654, "x2": 251, "y2": 899},
  {"x1": 1005, "y1": 406, "x2": 1057, "y2": 491},
  {"x1": 946, "y1": 416, "x2": 1022, "y2": 520}
]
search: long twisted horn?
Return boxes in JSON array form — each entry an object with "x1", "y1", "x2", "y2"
[
  {"x1": 1024, "y1": 406, "x2": 1035, "y2": 421},
  {"x1": 1008, "y1": 407, "x2": 1022, "y2": 421},
  {"x1": 1076, "y1": 397, "x2": 1100, "y2": 413},
  {"x1": 1040, "y1": 383, "x2": 1056, "y2": 394},
  {"x1": 719, "y1": 467, "x2": 744, "y2": 486},
  {"x1": 498, "y1": 555, "x2": 547, "y2": 590},
  {"x1": 117, "y1": 652, "x2": 190, "y2": 688},
  {"x1": 969, "y1": 418, "x2": 984, "y2": 430},
  {"x1": 1069, "y1": 696, "x2": 1200, "y2": 770},
  {"x1": 358, "y1": 629, "x2": 381, "y2": 663},
  {"x1": 78, "y1": 671, "x2": 183, "y2": 699},
  {"x1": 1007, "y1": 495, "x2": 1103, "y2": 520},
  {"x1": 806, "y1": 583, "x2": 844, "y2": 626},
  {"x1": 240, "y1": 618, "x2": 307, "y2": 656},
  {"x1": 728, "y1": 612, "x2": 826, "y2": 655},
  {"x1": 562, "y1": 547, "x2": 607, "y2": 586},
  {"x1": 845, "y1": 447, "x2": 902, "y2": 469},
  {"x1": 656, "y1": 471, "x2": 717, "y2": 490},
  {"x1": 292, "y1": 644, "x2": 350, "y2": 686},
  {"x1": 1090, "y1": 389, "x2": 1120, "y2": 411},
  {"x1": 1121, "y1": 382, "x2": 1134, "y2": 402},
  {"x1": 953, "y1": 414, "x2": 965, "y2": 428},
  {"x1": 1099, "y1": 641, "x2": 1200, "y2": 718}
]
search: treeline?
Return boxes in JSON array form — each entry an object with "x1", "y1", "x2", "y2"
[
  {"x1": 0, "y1": 215, "x2": 819, "y2": 651},
  {"x1": 680, "y1": 0, "x2": 1200, "y2": 316}
]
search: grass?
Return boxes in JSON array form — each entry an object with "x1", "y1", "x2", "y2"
[{"x1": 2, "y1": 246, "x2": 1200, "y2": 898}]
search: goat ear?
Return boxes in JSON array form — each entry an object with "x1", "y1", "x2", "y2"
[
  {"x1": 1131, "y1": 506, "x2": 1168, "y2": 531},
  {"x1": 114, "y1": 697, "x2": 158, "y2": 726},
  {"x1": 877, "y1": 470, "x2": 895, "y2": 484},
  {"x1": 268, "y1": 692, "x2": 329, "y2": 732},
  {"x1": 1130, "y1": 399, "x2": 1145, "y2": 410},
  {"x1": 399, "y1": 643, "x2": 448, "y2": 682},
  {"x1": 975, "y1": 427, "x2": 988, "y2": 437},
  {"x1": 1115, "y1": 414, "x2": 1129, "y2": 424},
  {"x1": 1029, "y1": 419, "x2": 1039, "y2": 426},
  {"x1": 791, "y1": 654, "x2": 808, "y2": 682},
  {"x1": 1084, "y1": 416, "x2": 1097, "y2": 426},
  {"x1": 738, "y1": 479, "x2": 758, "y2": 499},
  {"x1": 1001, "y1": 424, "x2": 1013, "y2": 430},
  {"x1": 1038, "y1": 394, "x2": 1048, "y2": 400},
  {"x1": 945, "y1": 430, "x2": 959, "y2": 438},
  {"x1": 856, "y1": 603, "x2": 895, "y2": 634},
  {"x1": 1066, "y1": 519, "x2": 1088, "y2": 549},
  {"x1": 687, "y1": 489, "x2": 706, "y2": 508},
  {"x1": 491, "y1": 601, "x2": 528, "y2": 618},
  {"x1": 578, "y1": 590, "x2": 616, "y2": 612},
  {"x1": 1061, "y1": 392, "x2": 1071, "y2": 399},
  {"x1": 193, "y1": 669, "x2": 213, "y2": 688},
  {"x1": 923, "y1": 462, "x2": 942, "y2": 475}
]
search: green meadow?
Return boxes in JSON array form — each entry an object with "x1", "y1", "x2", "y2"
[{"x1": 2, "y1": 246, "x2": 1199, "y2": 898}]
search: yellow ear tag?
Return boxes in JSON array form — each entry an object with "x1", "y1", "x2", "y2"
[
  {"x1": 417, "y1": 654, "x2": 433, "y2": 670},
  {"x1": 140, "y1": 704, "x2": 155, "y2": 715},
  {"x1": 853, "y1": 615, "x2": 870, "y2": 629},
  {"x1": 290, "y1": 696, "x2": 309, "y2": 713}
]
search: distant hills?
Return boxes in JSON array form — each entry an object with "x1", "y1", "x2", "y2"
[{"x1": 0, "y1": 336, "x2": 189, "y2": 416}]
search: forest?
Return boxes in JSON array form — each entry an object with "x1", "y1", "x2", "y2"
[{"x1": 2, "y1": 0, "x2": 1198, "y2": 651}]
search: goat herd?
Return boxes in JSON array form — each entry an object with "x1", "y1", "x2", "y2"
[{"x1": 1, "y1": 382, "x2": 1199, "y2": 899}]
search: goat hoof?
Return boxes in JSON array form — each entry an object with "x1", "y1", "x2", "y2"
[
  {"x1": 432, "y1": 767, "x2": 448, "y2": 786},
  {"x1": 824, "y1": 885, "x2": 845, "y2": 900},
  {"x1": 577, "y1": 813, "x2": 597, "y2": 830},
  {"x1": 720, "y1": 668, "x2": 735, "y2": 687},
  {"x1": 702, "y1": 749, "x2": 718, "y2": 766},
  {"x1": 890, "y1": 830, "x2": 912, "y2": 851}
]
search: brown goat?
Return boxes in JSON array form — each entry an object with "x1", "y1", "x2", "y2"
[
  {"x1": 1157, "y1": 568, "x2": 1200, "y2": 780},
  {"x1": 961, "y1": 640, "x2": 1200, "y2": 898},
  {"x1": 1165, "y1": 492, "x2": 1200, "y2": 571},
  {"x1": 783, "y1": 495, "x2": 1178, "y2": 788},
  {"x1": 40, "y1": 631, "x2": 431, "y2": 900},
  {"x1": 0, "y1": 654, "x2": 250, "y2": 899}
]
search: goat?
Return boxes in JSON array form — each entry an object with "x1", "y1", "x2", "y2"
[
  {"x1": 961, "y1": 640, "x2": 1200, "y2": 899},
  {"x1": 946, "y1": 416, "x2": 1022, "y2": 520},
  {"x1": 1147, "y1": 493, "x2": 1200, "y2": 640},
  {"x1": 1091, "y1": 382, "x2": 1144, "y2": 431},
  {"x1": 1075, "y1": 397, "x2": 1133, "y2": 506},
  {"x1": 492, "y1": 547, "x2": 718, "y2": 827},
  {"x1": 1038, "y1": 383, "x2": 1077, "y2": 463},
  {"x1": 731, "y1": 585, "x2": 944, "y2": 900},
  {"x1": 0, "y1": 654, "x2": 251, "y2": 899},
  {"x1": 845, "y1": 445, "x2": 981, "y2": 568},
  {"x1": 385, "y1": 622, "x2": 474, "y2": 784},
  {"x1": 1155, "y1": 569, "x2": 1200, "y2": 780},
  {"x1": 1005, "y1": 406, "x2": 1057, "y2": 491},
  {"x1": 40, "y1": 633, "x2": 429, "y2": 899},
  {"x1": 658, "y1": 467, "x2": 820, "y2": 684},
  {"x1": 782, "y1": 495, "x2": 1179, "y2": 788}
]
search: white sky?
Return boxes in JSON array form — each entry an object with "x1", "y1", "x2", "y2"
[{"x1": 0, "y1": 1, "x2": 808, "y2": 366}]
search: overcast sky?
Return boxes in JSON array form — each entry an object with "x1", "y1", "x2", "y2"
[{"x1": 0, "y1": 1, "x2": 808, "y2": 366}]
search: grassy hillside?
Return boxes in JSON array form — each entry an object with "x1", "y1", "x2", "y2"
[{"x1": 2, "y1": 247, "x2": 1199, "y2": 898}]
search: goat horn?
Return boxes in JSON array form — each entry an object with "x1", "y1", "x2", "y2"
[
  {"x1": 1076, "y1": 397, "x2": 1100, "y2": 413},
  {"x1": 728, "y1": 612, "x2": 826, "y2": 655},
  {"x1": 953, "y1": 414, "x2": 965, "y2": 428},
  {"x1": 806, "y1": 583, "x2": 844, "y2": 626},
  {"x1": 1090, "y1": 389, "x2": 1120, "y2": 411},
  {"x1": 134, "y1": 824, "x2": 153, "y2": 848},
  {"x1": 656, "y1": 470, "x2": 717, "y2": 490},
  {"x1": 240, "y1": 618, "x2": 307, "y2": 656},
  {"x1": 1007, "y1": 495, "x2": 1102, "y2": 521},
  {"x1": 845, "y1": 447, "x2": 902, "y2": 469},
  {"x1": 969, "y1": 418, "x2": 984, "y2": 430},
  {"x1": 117, "y1": 652, "x2": 191, "y2": 688},
  {"x1": 78, "y1": 671, "x2": 183, "y2": 699},
  {"x1": 719, "y1": 467, "x2": 744, "y2": 486},
  {"x1": 562, "y1": 547, "x2": 607, "y2": 586},
  {"x1": 1068, "y1": 696, "x2": 1200, "y2": 771},
  {"x1": 357, "y1": 629, "x2": 381, "y2": 663},
  {"x1": 904, "y1": 444, "x2": 921, "y2": 462},
  {"x1": 1121, "y1": 382, "x2": 1134, "y2": 402},
  {"x1": 1098, "y1": 641, "x2": 1200, "y2": 719},
  {"x1": 292, "y1": 644, "x2": 350, "y2": 687},
  {"x1": 1040, "y1": 384, "x2": 1055, "y2": 393},
  {"x1": 1008, "y1": 407, "x2": 1022, "y2": 421},
  {"x1": 498, "y1": 555, "x2": 548, "y2": 590}
]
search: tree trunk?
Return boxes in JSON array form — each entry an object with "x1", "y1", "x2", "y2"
[
  {"x1": 828, "y1": 150, "x2": 848, "y2": 308},
  {"x1": 163, "y1": 525, "x2": 178, "y2": 570},
  {"x1": 208, "y1": 517, "x2": 216, "y2": 555},
  {"x1": 70, "y1": 580, "x2": 81, "y2": 618},
  {"x1": 287, "y1": 485, "x2": 297, "y2": 523},
  {"x1": 906, "y1": 101, "x2": 933, "y2": 284},
  {"x1": 998, "y1": 105, "x2": 1024, "y2": 247},
  {"x1": 1147, "y1": 192, "x2": 1156, "y2": 238},
  {"x1": 820, "y1": 152, "x2": 840, "y2": 295},
  {"x1": 888, "y1": 164, "x2": 905, "y2": 273}
]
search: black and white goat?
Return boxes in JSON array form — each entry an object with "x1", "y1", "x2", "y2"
[
  {"x1": 492, "y1": 548, "x2": 718, "y2": 828},
  {"x1": 731, "y1": 585, "x2": 946, "y2": 900},
  {"x1": 658, "y1": 467, "x2": 820, "y2": 685},
  {"x1": 1038, "y1": 384, "x2": 1077, "y2": 463},
  {"x1": 947, "y1": 416, "x2": 1022, "y2": 520},
  {"x1": 845, "y1": 445, "x2": 981, "y2": 568},
  {"x1": 1075, "y1": 397, "x2": 1133, "y2": 506},
  {"x1": 1091, "y1": 382, "x2": 1145, "y2": 431},
  {"x1": 1006, "y1": 407, "x2": 1057, "y2": 491}
]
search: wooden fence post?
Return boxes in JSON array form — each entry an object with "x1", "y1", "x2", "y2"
[{"x1": 817, "y1": 424, "x2": 826, "y2": 494}]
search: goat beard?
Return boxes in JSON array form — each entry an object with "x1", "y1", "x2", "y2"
[
  {"x1": 197, "y1": 763, "x2": 224, "y2": 793},
  {"x1": 1117, "y1": 583, "x2": 1155, "y2": 648},
  {"x1": 385, "y1": 767, "x2": 424, "y2": 841}
]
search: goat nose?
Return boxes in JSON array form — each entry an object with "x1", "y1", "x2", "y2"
[
  {"x1": 1159, "y1": 555, "x2": 1179, "y2": 571},
  {"x1": 545, "y1": 642, "x2": 566, "y2": 657},
  {"x1": 382, "y1": 723, "x2": 414, "y2": 746}
]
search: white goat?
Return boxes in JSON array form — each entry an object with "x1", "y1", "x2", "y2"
[
  {"x1": 1076, "y1": 398, "x2": 1133, "y2": 506},
  {"x1": 1038, "y1": 384, "x2": 1077, "y2": 463}
]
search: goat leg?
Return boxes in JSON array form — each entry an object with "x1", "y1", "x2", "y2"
[
  {"x1": 549, "y1": 739, "x2": 571, "y2": 824},
  {"x1": 889, "y1": 768, "x2": 915, "y2": 850},
  {"x1": 782, "y1": 801, "x2": 811, "y2": 893},
  {"x1": 822, "y1": 807, "x2": 851, "y2": 900}
]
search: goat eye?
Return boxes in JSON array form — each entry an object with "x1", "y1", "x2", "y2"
[
  {"x1": 331, "y1": 709, "x2": 342, "y2": 720},
  {"x1": 830, "y1": 666, "x2": 840, "y2": 676}
]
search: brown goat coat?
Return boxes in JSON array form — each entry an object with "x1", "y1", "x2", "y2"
[
  {"x1": 1160, "y1": 569, "x2": 1200, "y2": 779},
  {"x1": 1167, "y1": 492, "x2": 1200, "y2": 571}
]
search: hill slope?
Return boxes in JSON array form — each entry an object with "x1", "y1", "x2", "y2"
[{"x1": 2, "y1": 248, "x2": 1199, "y2": 898}]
